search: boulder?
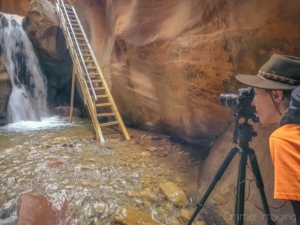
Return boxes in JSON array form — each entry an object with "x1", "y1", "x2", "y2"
[
  {"x1": 22, "y1": 0, "x2": 73, "y2": 106},
  {"x1": 159, "y1": 181, "x2": 188, "y2": 207},
  {"x1": 0, "y1": 49, "x2": 12, "y2": 125},
  {"x1": 113, "y1": 205, "x2": 157, "y2": 225},
  {"x1": 54, "y1": 105, "x2": 81, "y2": 117},
  {"x1": 17, "y1": 194, "x2": 73, "y2": 225}
]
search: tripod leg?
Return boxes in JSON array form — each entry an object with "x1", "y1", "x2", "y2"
[
  {"x1": 234, "y1": 148, "x2": 247, "y2": 225},
  {"x1": 187, "y1": 146, "x2": 239, "y2": 225},
  {"x1": 248, "y1": 148, "x2": 276, "y2": 225}
]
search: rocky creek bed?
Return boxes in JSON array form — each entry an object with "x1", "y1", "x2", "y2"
[{"x1": 0, "y1": 117, "x2": 207, "y2": 225}]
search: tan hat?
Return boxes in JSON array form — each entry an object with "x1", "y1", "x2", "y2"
[{"x1": 236, "y1": 54, "x2": 300, "y2": 90}]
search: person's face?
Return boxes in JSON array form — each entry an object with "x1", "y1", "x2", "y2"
[{"x1": 251, "y1": 88, "x2": 282, "y2": 124}]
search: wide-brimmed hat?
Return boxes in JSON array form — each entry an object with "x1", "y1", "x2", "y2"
[{"x1": 236, "y1": 54, "x2": 300, "y2": 90}]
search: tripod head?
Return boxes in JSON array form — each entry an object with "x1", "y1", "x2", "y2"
[{"x1": 219, "y1": 87, "x2": 259, "y2": 147}]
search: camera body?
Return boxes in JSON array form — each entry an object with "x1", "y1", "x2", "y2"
[{"x1": 220, "y1": 87, "x2": 259, "y2": 123}]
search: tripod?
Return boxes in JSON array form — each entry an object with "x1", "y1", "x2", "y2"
[{"x1": 187, "y1": 117, "x2": 276, "y2": 225}]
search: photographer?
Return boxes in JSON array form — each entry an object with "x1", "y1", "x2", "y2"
[{"x1": 236, "y1": 54, "x2": 300, "y2": 224}]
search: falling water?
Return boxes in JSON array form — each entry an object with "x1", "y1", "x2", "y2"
[{"x1": 0, "y1": 14, "x2": 49, "y2": 122}]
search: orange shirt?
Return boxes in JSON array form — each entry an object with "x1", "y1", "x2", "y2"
[{"x1": 269, "y1": 124, "x2": 300, "y2": 201}]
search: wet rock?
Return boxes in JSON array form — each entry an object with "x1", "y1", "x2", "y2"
[
  {"x1": 81, "y1": 164, "x2": 97, "y2": 171},
  {"x1": 151, "y1": 135, "x2": 168, "y2": 140},
  {"x1": 81, "y1": 180, "x2": 99, "y2": 187},
  {"x1": 166, "y1": 219, "x2": 181, "y2": 225},
  {"x1": 61, "y1": 143, "x2": 74, "y2": 147},
  {"x1": 85, "y1": 158, "x2": 96, "y2": 163},
  {"x1": 50, "y1": 141, "x2": 60, "y2": 145},
  {"x1": 141, "y1": 151, "x2": 152, "y2": 157},
  {"x1": 140, "y1": 190, "x2": 151, "y2": 198},
  {"x1": 131, "y1": 140, "x2": 139, "y2": 145},
  {"x1": 140, "y1": 135, "x2": 147, "y2": 139},
  {"x1": 127, "y1": 190, "x2": 139, "y2": 197},
  {"x1": 0, "y1": 54, "x2": 12, "y2": 126},
  {"x1": 180, "y1": 209, "x2": 194, "y2": 221},
  {"x1": 42, "y1": 133, "x2": 56, "y2": 141},
  {"x1": 47, "y1": 159, "x2": 63, "y2": 167},
  {"x1": 113, "y1": 205, "x2": 157, "y2": 225},
  {"x1": 95, "y1": 203, "x2": 108, "y2": 214},
  {"x1": 147, "y1": 147, "x2": 157, "y2": 152},
  {"x1": 131, "y1": 164, "x2": 139, "y2": 168},
  {"x1": 0, "y1": 198, "x2": 20, "y2": 225},
  {"x1": 41, "y1": 144, "x2": 51, "y2": 149},
  {"x1": 158, "y1": 152, "x2": 168, "y2": 157},
  {"x1": 175, "y1": 177, "x2": 184, "y2": 183},
  {"x1": 159, "y1": 182, "x2": 187, "y2": 207},
  {"x1": 17, "y1": 194, "x2": 73, "y2": 225}
]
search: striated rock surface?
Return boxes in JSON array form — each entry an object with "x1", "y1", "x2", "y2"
[
  {"x1": 0, "y1": 0, "x2": 33, "y2": 16},
  {"x1": 73, "y1": 0, "x2": 300, "y2": 146},
  {"x1": 22, "y1": 0, "x2": 73, "y2": 107},
  {"x1": 0, "y1": 47, "x2": 12, "y2": 125}
]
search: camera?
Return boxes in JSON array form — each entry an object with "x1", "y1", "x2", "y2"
[{"x1": 219, "y1": 87, "x2": 259, "y2": 123}]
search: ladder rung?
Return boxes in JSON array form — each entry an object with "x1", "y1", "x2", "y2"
[
  {"x1": 68, "y1": 26, "x2": 80, "y2": 30},
  {"x1": 86, "y1": 72, "x2": 99, "y2": 76},
  {"x1": 77, "y1": 38, "x2": 85, "y2": 41},
  {"x1": 68, "y1": 27, "x2": 80, "y2": 31},
  {"x1": 97, "y1": 113, "x2": 115, "y2": 117},
  {"x1": 79, "y1": 43, "x2": 87, "y2": 46},
  {"x1": 91, "y1": 80, "x2": 102, "y2": 83},
  {"x1": 96, "y1": 103, "x2": 112, "y2": 107},
  {"x1": 80, "y1": 48, "x2": 90, "y2": 51},
  {"x1": 89, "y1": 87, "x2": 105, "y2": 91},
  {"x1": 61, "y1": 6, "x2": 72, "y2": 10},
  {"x1": 75, "y1": 49, "x2": 89, "y2": 52},
  {"x1": 82, "y1": 54, "x2": 91, "y2": 57},
  {"x1": 100, "y1": 121, "x2": 119, "y2": 127},
  {"x1": 67, "y1": 25, "x2": 79, "y2": 28},
  {"x1": 87, "y1": 67, "x2": 97, "y2": 70},
  {"x1": 85, "y1": 60, "x2": 94, "y2": 63},
  {"x1": 96, "y1": 95, "x2": 108, "y2": 98}
]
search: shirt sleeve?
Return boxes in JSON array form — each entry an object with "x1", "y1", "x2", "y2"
[{"x1": 269, "y1": 135, "x2": 300, "y2": 201}]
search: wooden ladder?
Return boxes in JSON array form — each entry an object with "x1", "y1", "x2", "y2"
[{"x1": 55, "y1": 0, "x2": 130, "y2": 142}]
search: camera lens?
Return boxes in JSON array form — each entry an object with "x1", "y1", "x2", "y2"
[{"x1": 219, "y1": 94, "x2": 238, "y2": 108}]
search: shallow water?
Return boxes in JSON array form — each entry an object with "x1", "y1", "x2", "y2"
[{"x1": 0, "y1": 117, "x2": 206, "y2": 224}]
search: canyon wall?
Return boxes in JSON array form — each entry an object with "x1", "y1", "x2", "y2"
[
  {"x1": 1, "y1": 0, "x2": 300, "y2": 146},
  {"x1": 73, "y1": 0, "x2": 300, "y2": 146}
]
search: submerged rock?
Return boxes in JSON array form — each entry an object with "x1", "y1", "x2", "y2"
[
  {"x1": 159, "y1": 182, "x2": 187, "y2": 207},
  {"x1": 113, "y1": 205, "x2": 157, "y2": 225}
]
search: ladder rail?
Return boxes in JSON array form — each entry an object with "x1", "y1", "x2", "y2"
[
  {"x1": 55, "y1": 0, "x2": 130, "y2": 141},
  {"x1": 56, "y1": 0, "x2": 97, "y2": 101},
  {"x1": 70, "y1": 7, "x2": 130, "y2": 140},
  {"x1": 56, "y1": 3, "x2": 103, "y2": 141}
]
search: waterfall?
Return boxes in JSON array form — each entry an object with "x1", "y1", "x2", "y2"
[{"x1": 0, "y1": 14, "x2": 49, "y2": 122}]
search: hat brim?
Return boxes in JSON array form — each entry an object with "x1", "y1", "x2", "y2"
[{"x1": 236, "y1": 74, "x2": 298, "y2": 90}]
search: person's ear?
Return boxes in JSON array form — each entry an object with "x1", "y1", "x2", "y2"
[{"x1": 271, "y1": 90, "x2": 284, "y2": 103}]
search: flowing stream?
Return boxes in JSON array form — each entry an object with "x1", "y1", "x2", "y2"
[
  {"x1": 0, "y1": 117, "x2": 206, "y2": 224},
  {"x1": 0, "y1": 14, "x2": 49, "y2": 123}
]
